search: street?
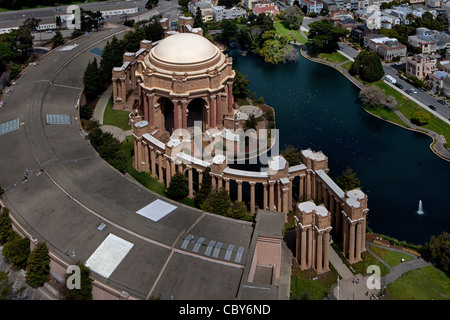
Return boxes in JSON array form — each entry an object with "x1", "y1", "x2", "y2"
[{"x1": 337, "y1": 41, "x2": 450, "y2": 122}]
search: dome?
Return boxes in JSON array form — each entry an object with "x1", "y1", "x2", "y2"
[{"x1": 152, "y1": 33, "x2": 219, "y2": 65}]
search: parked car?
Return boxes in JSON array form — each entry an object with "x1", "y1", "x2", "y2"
[
  {"x1": 405, "y1": 89, "x2": 412, "y2": 95},
  {"x1": 395, "y1": 82, "x2": 403, "y2": 89},
  {"x1": 411, "y1": 88, "x2": 417, "y2": 94},
  {"x1": 417, "y1": 87, "x2": 424, "y2": 92},
  {"x1": 437, "y1": 100, "x2": 446, "y2": 105},
  {"x1": 428, "y1": 105, "x2": 436, "y2": 111}
]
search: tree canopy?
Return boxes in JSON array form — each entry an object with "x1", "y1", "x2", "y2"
[
  {"x1": 335, "y1": 167, "x2": 361, "y2": 192},
  {"x1": 349, "y1": 50, "x2": 384, "y2": 83},
  {"x1": 424, "y1": 231, "x2": 450, "y2": 275},
  {"x1": 25, "y1": 242, "x2": 50, "y2": 287},
  {"x1": 307, "y1": 19, "x2": 348, "y2": 53},
  {"x1": 166, "y1": 172, "x2": 189, "y2": 200}
]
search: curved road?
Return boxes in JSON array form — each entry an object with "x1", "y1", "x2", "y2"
[{"x1": 0, "y1": 26, "x2": 255, "y2": 300}]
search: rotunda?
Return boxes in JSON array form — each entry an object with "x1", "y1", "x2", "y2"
[{"x1": 136, "y1": 33, "x2": 236, "y2": 134}]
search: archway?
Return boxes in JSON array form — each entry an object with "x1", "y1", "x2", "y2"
[
  {"x1": 159, "y1": 97, "x2": 174, "y2": 133},
  {"x1": 187, "y1": 98, "x2": 207, "y2": 131}
]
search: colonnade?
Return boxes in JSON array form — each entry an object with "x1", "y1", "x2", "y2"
[{"x1": 296, "y1": 226, "x2": 331, "y2": 274}]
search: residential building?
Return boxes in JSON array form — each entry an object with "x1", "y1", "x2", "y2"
[
  {"x1": 425, "y1": 0, "x2": 442, "y2": 7},
  {"x1": 429, "y1": 71, "x2": 450, "y2": 92},
  {"x1": 212, "y1": 6, "x2": 247, "y2": 21},
  {"x1": 442, "y1": 76, "x2": 450, "y2": 97},
  {"x1": 405, "y1": 54, "x2": 437, "y2": 80},
  {"x1": 408, "y1": 34, "x2": 437, "y2": 54},
  {"x1": 351, "y1": 24, "x2": 372, "y2": 45},
  {"x1": 300, "y1": 0, "x2": 324, "y2": 14},
  {"x1": 189, "y1": 0, "x2": 214, "y2": 22},
  {"x1": 335, "y1": 18, "x2": 360, "y2": 32},
  {"x1": 252, "y1": 1, "x2": 280, "y2": 16},
  {"x1": 364, "y1": 34, "x2": 407, "y2": 61}
]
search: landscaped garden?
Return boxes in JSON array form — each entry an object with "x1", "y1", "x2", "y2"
[{"x1": 369, "y1": 245, "x2": 414, "y2": 267}]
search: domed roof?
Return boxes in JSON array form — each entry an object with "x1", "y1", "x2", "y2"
[{"x1": 152, "y1": 33, "x2": 219, "y2": 65}]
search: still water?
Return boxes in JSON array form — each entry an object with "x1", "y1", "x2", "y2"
[{"x1": 229, "y1": 48, "x2": 450, "y2": 244}]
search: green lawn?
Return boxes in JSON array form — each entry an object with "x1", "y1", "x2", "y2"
[
  {"x1": 369, "y1": 245, "x2": 414, "y2": 267},
  {"x1": 341, "y1": 61, "x2": 353, "y2": 71},
  {"x1": 351, "y1": 250, "x2": 391, "y2": 277},
  {"x1": 317, "y1": 52, "x2": 349, "y2": 64},
  {"x1": 363, "y1": 104, "x2": 410, "y2": 128},
  {"x1": 273, "y1": 21, "x2": 308, "y2": 44},
  {"x1": 291, "y1": 275, "x2": 328, "y2": 300},
  {"x1": 372, "y1": 81, "x2": 450, "y2": 144},
  {"x1": 387, "y1": 266, "x2": 450, "y2": 300},
  {"x1": 102, "y1": 97, "x2": 132, "y2": 131}
]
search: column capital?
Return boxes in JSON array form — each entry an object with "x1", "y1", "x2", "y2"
[{"x1": 249, "y1": 181, "x2": 256, "y2": 186}]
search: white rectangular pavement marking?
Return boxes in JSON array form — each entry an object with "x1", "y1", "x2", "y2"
[
  {"x1": 204, "y1": 240, "x2": 216, "y2": 257},
  {"x1": 136, "y1": 199, "x2": 177, "y2": 222},
  {"x1": 85, "y1": 233, "x2": 134, "y2": 279}
]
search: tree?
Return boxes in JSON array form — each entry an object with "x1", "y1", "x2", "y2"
[
  {"x1": 281, "y1": 145, "x2": 301, "y2": 166},
  {"x1": 200, "y1": 188, "x2": 232, "y2": 216},
  {"x1": 166, "y1": 172, "x2": 189, "y2": 200},
  {"x1": 335, "y1": 167, "x2": 361, "y2": 192},
  {"x1": 411, "y1": 110, "x2": 431, "y2": 126},
  {"x1": 63, "y1": 261, "x2": 93, "y2": 300},
  {"x1": 194, "y1": 7, "x2": 203, "y2": 29},
  {"x1": 0, "y1": 271, "x2": 13, "y2": 300},
  {"x1": 307, "y1": 19, "x2": 348, "y2": 53},
  {"x1": 226, "y1": 201, "x2": 250, "y2": 221},
  {"x1": 424, "y1": 231, "x2": 450, "y2": 275},
  {"x1": 349, "y1": 50, "x2": 384, "y2": 83},
  {"x1": 359, "y1": 86, "x2": 388, "y2": 109},
  {"x1": 25, "y1": 242, "x2": 50, "y2": 287},
  {"x1": 83, "y1": 58, "x2": 101, "y2": 102},
  {"x1": 218, "y1": 19, "x2": 238, "y2": 46},
  {"x1": 194, "y1": 167, "x2": 212, "y2": 208},
  {"x1": 284, "y1": 6, "x2": 302, "y2": 30},
  {"x1": 2, "y1": 234, "x2": 30, "y2": 270},
  {"x1": 51, "y1": 30, "x2": 65, "y2": 49},
  {"x1": 233, "y1": 70, "x2": 250, "y2": 99},
  {"x1": 0, "y1": 207, "x2": 13, "y2": 245}
]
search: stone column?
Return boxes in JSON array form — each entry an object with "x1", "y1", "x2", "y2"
[
  {"x1": 216, "y1": 95, "x2": 222, "y2": 128},
  {"x1": 150, "y1": 147, "x2": 156, "y2": 178},
  {"x1": 282, "y1": 187, "x2": 288, "y2": 214},
  {"x1": 138, "y1": 83, "x2": 143, "y2": 112},
  {"x1": 198, "y1": 170, "x2": 203, "y2": 185},
  {"x1": 250, "y1": 182, "x2": 256, "y2": 215},
  {"x1": 330, "y1": 196, "x2": 335, "y2": 229},
  {"x1": 335, "y1": 199, "x2": 341, "y2": 236},
  {"x1": 173, "y1": 100, "x2": 179, "y2": 130},
  {"x1": 306, "y1": 171, "x2": 312, "y2": 200},
  {"x1": 143, "y1": 142, "x2": 149, "y2": 172},
  {"x1": 157, "y1": 152, "x2": 164, "y2": 184},
  {"x1": 237, "y1": 180, "x2": 242, "y2": 202},
  {"x1": 269, "y1": 181, "x2": 275, "y2": 211},
  {"x1": 224, "y1": 178, "x2": 230, "y2": 193},
  {"x1": 288, "y1": 178, "x2": 294, "y2": 209},
  {"x1": 133, "y1": 138, "x2": 138, "y2": 168},
  {"x1": 144, "y1": 92, "x2": 149, "y2": 122},
  {"x1": 316, "y1": 232, "x2": 323, "y2": 273},
  {"x1": 277, "y1": 183, "x2": 282, "y2": 212},
  {"x1": 166, "y1": 158, "x2": 171, "y2": 188},
  {"x1": 211, "y1": 174, "x2": 216, "y2": 189},
  {"x1": 263, "y1": 182, "x2": 268, "y2": 210},
  {"x1": 227, "y1": 82, "x2": 233, "y2": 114},
  {"x1": 349, "y1": 221, "x2": 356, "y2": 263},
  {"x1": 307, "y1": 228, "x2": 313, "y2": 269},
  {"x1": 299, "y1": 174, "x2": 305, "y2": 201},
  {"x1": 323, "y1": 231, "x2": 330, "y2": 272},
  {"x1": 361, "y1": 218, "x2": 366, "y2": 253},
  {"x1": 355, "y1": 221, "x2": 362, "y2": 262},
  {"x1": 300, "y1": 228, "x2": 307, "y2": 270},
  {"x1": 182, "y1": 100, "x2": 188, "y2": 129},
  {"x1": 217, "y1": 175, "x2": 223, "y2": 189},
  {"x1": 210, "y1": 95, "x2": 216, "y2": 128},
  {"x1": 148, "y1": 94, "x2": 155, "y2": 128},
  {"x1": 188, "y1": 166, "x2": 193, "y2": 198}
]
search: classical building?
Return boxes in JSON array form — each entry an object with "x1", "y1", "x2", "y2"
[
  {"x1": 406, "y1": 54, "x2": 437, "y2": 81},
  {"x1": 111, "y1": 31, "x2": 369, "y2": 267}
]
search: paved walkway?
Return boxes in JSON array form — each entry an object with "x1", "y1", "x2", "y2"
[{"x1": 92, "y1": 86, "x2": 132, "y2": 142}]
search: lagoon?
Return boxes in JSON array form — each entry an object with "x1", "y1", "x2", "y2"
[{"x1": 229, "y1": 48, "x2": 450, "y2": 244}]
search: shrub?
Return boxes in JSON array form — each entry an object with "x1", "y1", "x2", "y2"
[
  {"x1": 25, "y1": 242, "x2": 50, "y2": 287},
  {"x1": 166, "y1": 172, "x2": 189, "y2": 200},
  {"x1": 411, "y1": 110, "x2": 431, "y2": 126},
  {"x1": 2, "y1": 233, "x2": 30, "y2": 270}
]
